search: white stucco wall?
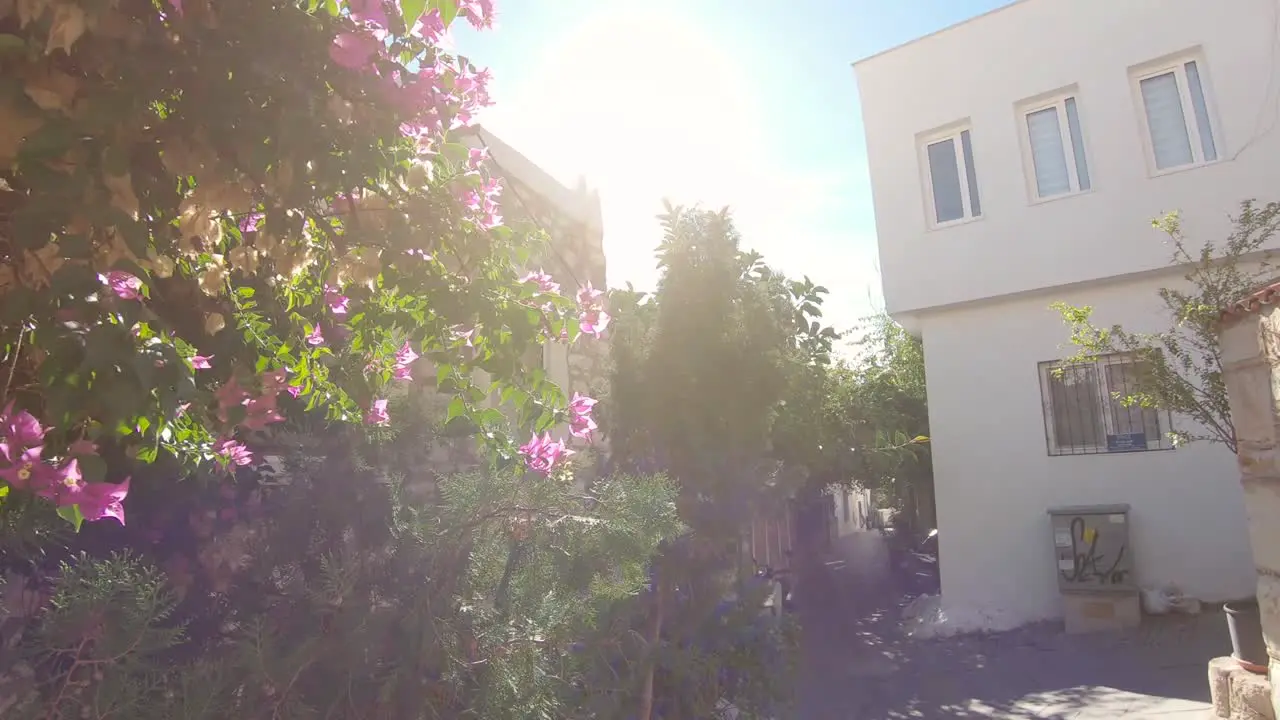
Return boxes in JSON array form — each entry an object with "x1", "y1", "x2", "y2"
[
  {"x1": 922, "y1": 274, "x2": 1257, "y2": 631},
  {"x1": 855, "y1": 0, "x2": 1280, "y2": 317},
  {"x1": 833, "y1": 487, "x2": 874, "y2": 537}
]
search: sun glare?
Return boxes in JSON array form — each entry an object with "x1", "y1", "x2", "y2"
[{"x1": 480, "y1": 6, "x2": 766, "y2": 282}]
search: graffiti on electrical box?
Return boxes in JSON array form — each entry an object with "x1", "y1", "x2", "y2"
[{"x1": 1059, "y1": 516, "x2": 1129, "y2": 587}]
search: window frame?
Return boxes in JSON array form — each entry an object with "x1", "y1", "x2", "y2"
[
  {"x1": 918, "y1": 123, "x2": 982, "y2": 229},
  {"x1": 1017, "y1": 91, "x2": 1092, "y2": 202},
  {"x1": 1131, "y1": 52, "x2": 1222, "y2": 176},
  {"x1": 1038, "y1": 353, "x2": 1175, "y2": 457}
]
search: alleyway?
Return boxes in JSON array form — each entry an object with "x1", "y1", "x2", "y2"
[{"x1": 795, "y1": 531, "x2": 1225, "y2": 719}]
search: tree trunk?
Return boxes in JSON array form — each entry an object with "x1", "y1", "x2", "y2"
[{"x1": 637, "y1": 572, "x2": 664, "y2": 720}]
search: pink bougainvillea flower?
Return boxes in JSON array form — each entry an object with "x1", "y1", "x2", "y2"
[
  {"x1": 574, "y1": 283, "x2": 610, "y2": 338},
  {"x1": 568, "y1": 392, "x2": 597, "y2": 418},
  {"x1": 306, "y1": 325, "x2": 325, "y2": 346},
  {"x1": 104, "y1": 270, "x2": 143, "y2": 301},
  {"x1": 568, "y1": 393, "x2": 598, "y2": 440},
  {"x1": 570, "y1": 413, "x2": 598, "y2": 440},
  {"x1": 346, "y1": 0, "x2": 388, "y2": 27},
  {"x1": 330, "y1": 31, "x2": 382, "y2": 70},
  {"x1": 1, "y1": 401, "x2": 46, "y2": 449},
  {"x1": 576, "y1": 283, "x2": 604, "y2": 306},
  {"x1": 519, "y1": 270, "x2": 560, "y2": 295},
  {"x1": 286, "y1": 385, "x2": 303, "y2": 399},
  {"x1": 392, "y1": 341, "x2": 419, "y2": 381},
  {"x1": 43, "y1": 457, "x2": 85, "y2": 504},
  {"x1": 457, "y1": 0, "x2": 496, "y2": 30},
  {"x1": 0, "y1": 445, "x2": 49, "y2": 492},
  {"x1": 260, "y1": 368, "x2": 288, "y2": 395},
  {"x1": 466, "y1": 147, "x2": 488, "y2": 172},
  {"x1": 517, "y1": 432, "x2": 574, "y2": 475},
  {"x1": 215, "y1": 439, "x2": 254, "y2": 467},
  {"x1": 241, "y1": 396, "x2": 285, "y2": 431},
  {"x1": 481, "y1": 176, "x2": 503, "y2": 200},
  {"x1": 452, "y1": 325, "x2": 476, "y2": 348},
  {"x1": 239, "y1": 212, "x2": 263, "y2": 234},
  {"x1": 79, "y1": 477, "x2": 129, "y2": 525},
  {"x1": 214, "y1": 378, "x2": 251, "y2": 423},
  {"x1": 580, "y1": 307, "x2": 612, "y2": 337},
  {"x1": 324, "y1": 287, "x2": 350, "y2": 315},
  {"x1": 365, "y1": 398, "x2": 390, "y2": 426},
  {"x1": 411, "y1": 7, "x2": 446, "y2": 42},
  {"x1": 190, "y1": 354, "x2": 213, "y2": 370}
]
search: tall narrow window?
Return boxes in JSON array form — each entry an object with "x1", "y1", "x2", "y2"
[
  {"x1": 921, "y1": 126, "x2": 981, "y2": 226},
  {"x1": 1021, "y1": 93, "x2": 1091, "y2": 200},
  {"x1": 1135, "y1": 55, "x2": 1219, "y2": 171}
]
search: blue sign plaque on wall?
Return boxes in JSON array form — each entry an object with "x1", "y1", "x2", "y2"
[{"x1": 1106, "y1": 433, "x2": 1147, "y2": 452}]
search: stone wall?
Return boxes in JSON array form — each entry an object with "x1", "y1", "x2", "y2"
[
  {"x1": 400, "y1": 127, "x2": 611, "y2": 493},
  {"x1": 1218, "y1": 292, "x2": 1280, "y2": 717}
]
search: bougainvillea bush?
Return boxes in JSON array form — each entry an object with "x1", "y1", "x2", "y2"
[
  {"x1": 0, "y1": 0, "x2": 605, "y2": 528},
  {"x1": 0, "y1": 0, "x2": 704, "y2": 717},
  {"x1": 0, "y1": 393, "x2": 683, "y2": 719}
]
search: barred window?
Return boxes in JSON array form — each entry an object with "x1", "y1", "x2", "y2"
[{"x1": 1038, "y1": 354, "x2": 1173, "y2": 456}]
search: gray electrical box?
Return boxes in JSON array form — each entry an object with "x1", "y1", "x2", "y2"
[{"x1": 1047, "y1": 504, "x2": 1135, "y2": 594}]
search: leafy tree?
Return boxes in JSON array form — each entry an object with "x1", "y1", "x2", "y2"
[
  {"x1": 606, "y1": 203, "x2": 832, "y2": 720},
  {"x1": 1054, "y1": 200, "x2": 1280, "y2": 452},
  {"x1": 775, "y1": 310, "x2": 931, "y2": 518}
]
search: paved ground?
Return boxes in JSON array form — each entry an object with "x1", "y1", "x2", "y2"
[{"x1": 796, "y1": 531, "x2": 1225, "y2": 719}]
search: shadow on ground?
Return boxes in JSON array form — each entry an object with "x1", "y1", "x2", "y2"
[{"x1": 795, "y1": 534, "x2": 1225, "y2": 719}]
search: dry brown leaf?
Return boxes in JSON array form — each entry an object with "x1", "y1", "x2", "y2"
[
  {"x1": 23, "y1": 68, "x2": 79, "y2": 113},
  {"x1": 103, "y1": 171, "x2": 140, "y2": 219},
  {"x1": 204, "y1": 312, "x2": 226, "y2": 335},
  {"x1": 16, "y1": 0, "x2": 48, "y2": 27},
  {"x1": 0, "y1": 100, "x2": 43, "y2": 165},
  {"x1": 192, "y1": 178, "x2": 253, "y2": 214},
  {"x1": 65, "y1": 213, "x2": 91, "y2": 235},
  {"x1": 94, "y1": 227, "x2": 139, "y2": 271},
  {"x1": 17, "y1": 242, "x2": 64, "y2": 289},
  {"x1": 92, "y1": 8, "x2": 134, "y2": 40},
  {"x1": 161, "y1": 135, "x2": 218, "y2": 178},
  {"x1": 45, "y1": 2, "x2": 87, "y2": 55},
  {"x1": 178, "y1": 199, "x2": 221, "y2": 254}
]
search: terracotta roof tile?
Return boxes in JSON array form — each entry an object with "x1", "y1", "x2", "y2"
[{"x1": 1221, "y1": 278, "x2": 1280, "y2": 322}]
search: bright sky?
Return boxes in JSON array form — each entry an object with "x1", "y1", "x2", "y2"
[{"x1": 455, "y1": 0, "x2": 1013, "y2": 336}]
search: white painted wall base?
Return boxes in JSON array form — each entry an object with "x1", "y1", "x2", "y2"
[{"x1": 922, "y1": 272, "x2": 1257, "y2": 631}]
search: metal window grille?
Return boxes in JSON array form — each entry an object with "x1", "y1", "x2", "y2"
[{"x1": 1038, "y1": 354, "x2": 1174, "y2": 456}]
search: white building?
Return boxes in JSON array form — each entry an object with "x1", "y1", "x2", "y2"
[
  {"x1": 833, "y1": 486, "x2": 875, "y2": 537},
  {"x1": 853, "y1": 0, "x2": 1278, "y2": 631}
]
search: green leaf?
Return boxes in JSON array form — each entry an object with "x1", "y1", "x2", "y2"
[
  {"x1": 432, "y1": 0, "x2": 458, "y2": 26},
  {"x1": 77, "y1": 453, "x2": 108, "y2": 482},
  {"x1": 446, "y1": 396, "x2": 465, "y2": 422},
  {"x1": 0, "y1": 35, "x2": 26, "y2": 55},
  {"x1": 400, "y1": 0, "x2": 427, "y2": 26},
  {"x1": 19, "y1": 119, "x2": 76, "y2": 162},
  {"x1": 57, "y1": 504, "x2": 85, "y2": 532}
]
